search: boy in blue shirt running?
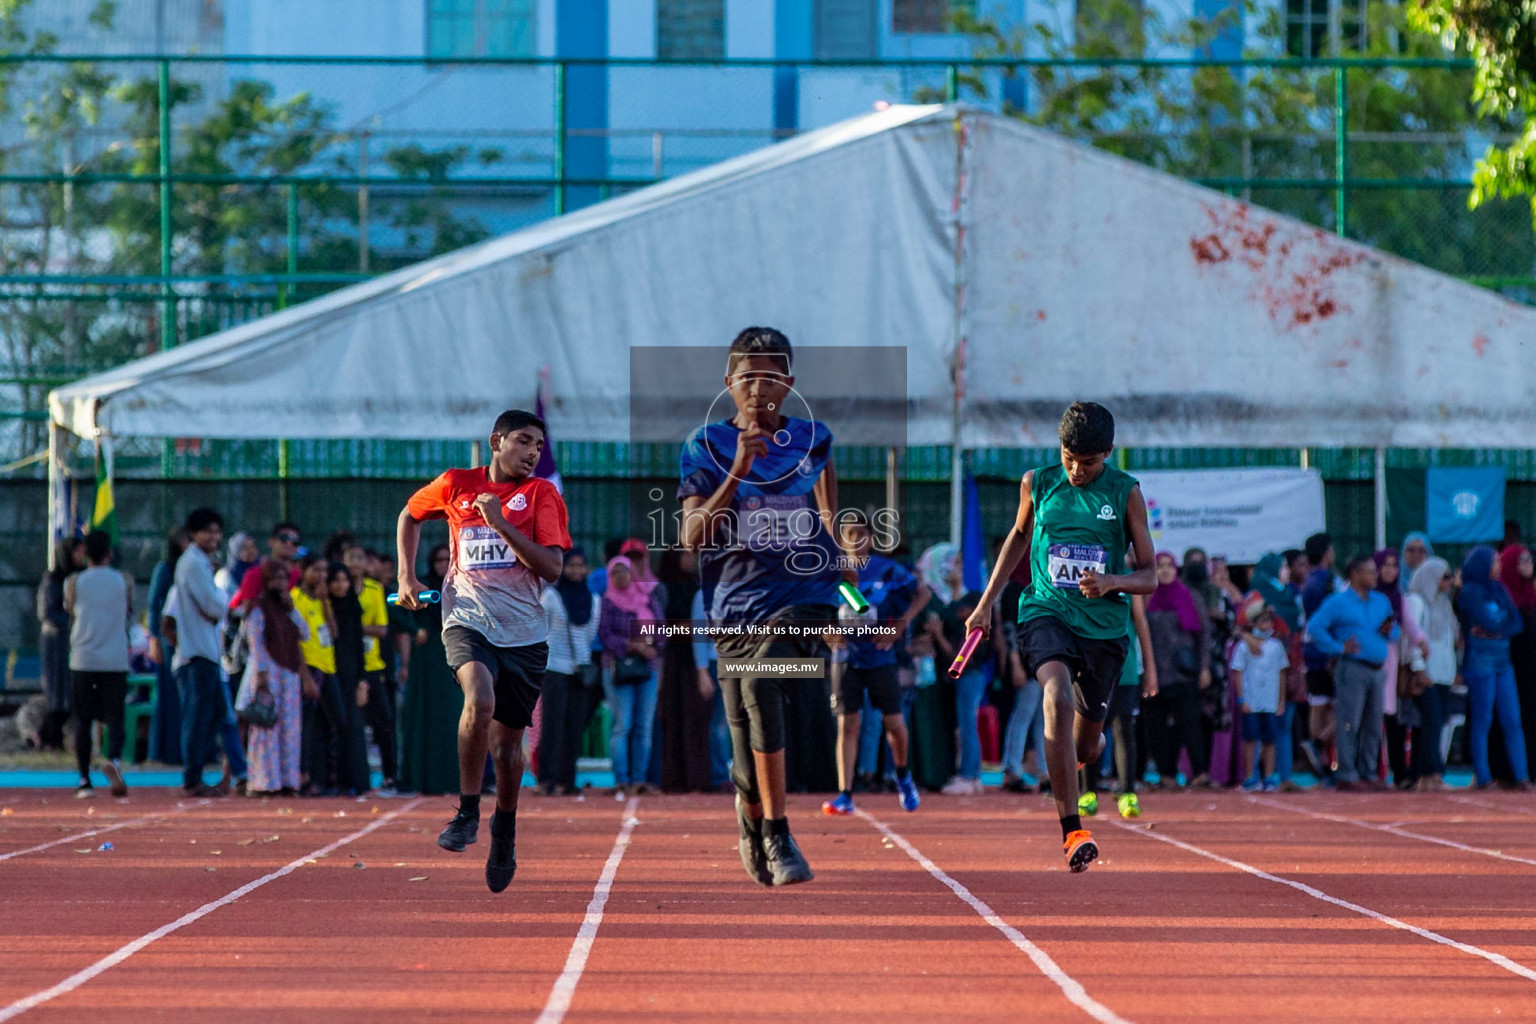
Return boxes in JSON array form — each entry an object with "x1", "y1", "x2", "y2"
[{"x1": 679, "y1": 327, "x2": 854, "y2": 887}]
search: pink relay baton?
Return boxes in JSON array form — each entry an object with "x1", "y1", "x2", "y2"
[{"x1": 948, "y1": 627, "x2": 985, "y2": 679}]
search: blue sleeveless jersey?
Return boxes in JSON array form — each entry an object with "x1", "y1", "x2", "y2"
[
  {"x1": 847, "y1": 555, "x2": 918, "y2": 670},
  {"x1": 677, "y1": 416, "x2": 841, "y2": 624}
]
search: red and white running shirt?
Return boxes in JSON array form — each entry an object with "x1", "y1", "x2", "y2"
[{"x1": 406, "y1": 469, "x2": 572, "y2": 647}]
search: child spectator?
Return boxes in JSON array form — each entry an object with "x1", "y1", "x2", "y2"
[{"x1": 1231, "y1": 601, "x2": 1287, "y2": 792}]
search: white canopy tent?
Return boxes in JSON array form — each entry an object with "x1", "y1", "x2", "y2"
[{"x1": 49, "y1": 104, "x2": 1536, "y2": 548}]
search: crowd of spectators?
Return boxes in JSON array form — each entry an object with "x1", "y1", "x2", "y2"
[{"x1": 32, "y1": 509, "x2": 1536, "y2": 802}]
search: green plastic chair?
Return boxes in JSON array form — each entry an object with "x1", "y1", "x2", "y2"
[
  {"x1": 581, "y1": 702, "x2": 611, "y2": 760},
  {"x1": 122, "y1": 674, "x2": 157, "y2": 764}
]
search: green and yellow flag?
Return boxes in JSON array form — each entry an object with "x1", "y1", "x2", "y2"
[{"x1": 92, "y1": 440, "x2": 118, "y2": 545}]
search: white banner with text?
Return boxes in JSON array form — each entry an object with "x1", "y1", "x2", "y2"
[{"x1": 1136, "y1": 468, "x2": 1326, "y2": 565}]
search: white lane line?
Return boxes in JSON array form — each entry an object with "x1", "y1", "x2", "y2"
[
  {"x1": 534, "y1": 796, "x2": 641, "y2": 1024},
  {"x1": 1449, "y1": 794, "x2": 1536, "y2": 816},
  {"x1": 0, "y1": 806, "x2": 189, "y2": 863},
  {"x1": 1249, "y1": 795, "x2": 1536, "y2": 868},
  {"x1": 856, "y1": 809, "x2": 1134, "y2": 1024},
  {"x1": 0, "y1": 797, "x2": 424, "y2": 1021},
  {"x1": 1108, "y1": 818, "x2": 1536, "y2": 983}
]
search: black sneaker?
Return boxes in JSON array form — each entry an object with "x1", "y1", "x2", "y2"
[
  {"x1": 736, "y1": 795, "x2": 772, "y2": 886},
  {"x1": 437, "y1": 809, "x2": 480, "y2": 852},
  {"x1": 763, "y1": 828, "x2": 814, "y2": 887},
  {"x1": 485, "y1": 809, "x2": 517, "y2": 893}
]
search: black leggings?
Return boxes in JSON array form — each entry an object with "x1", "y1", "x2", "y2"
[
  {"x1": 73, "y1": 671, "x2": 127, "y2": 779},
  {"x1": 1083, "y1": 713, "x2": 1140, "y2": 795},
  {"x1": 363, "y1": 671, "x2": 398, "y2": 784},
  {"x1": 1147, "y1": 683, "x2": 1207, "y2": 781},
  {"x1": 538, "y1": 669, "x2": 598, "y2": 791}
]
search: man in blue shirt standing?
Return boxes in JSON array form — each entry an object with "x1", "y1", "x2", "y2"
[{"x1": 1304, "y1": 554, "x2": 1400, "y2": 791}]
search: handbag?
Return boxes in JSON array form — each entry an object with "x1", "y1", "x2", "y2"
[
  {"x1": 1175, "y1": 644, "x2": 1200, "y2": 677},
  {"x1": 613, "y1": 653, "x2": 652, "y2": 685},
  {"x1": 239, "y1": 690, "x2": 279, "y2": 728},
  {"x1": 1397, "y1": 665, "x2": 1432, "y2": 698}
]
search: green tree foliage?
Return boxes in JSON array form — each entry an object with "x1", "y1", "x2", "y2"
[
  {"x1": 0, "y1": 0, "x2": 498, "y2": 464},
  {"x1": 1408, "y1": 0, "x2": 1536, "y2": 229},
  {"x1": 928, "y1": 0, "x2": 1533, "y2": 288}
]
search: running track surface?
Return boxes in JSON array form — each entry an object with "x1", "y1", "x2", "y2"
[{"x1": 4, "y1": 788, "x2": 1536, "y2": 1023}]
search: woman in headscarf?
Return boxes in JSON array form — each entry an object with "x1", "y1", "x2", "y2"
[
  {"x1": 1375, "y1": 548, "x2": 1429, "y2": 788},
  {"x1": 1498, "y1": 544, "x2": 1536, "y2": 782},
  {"x1": 326, "y1": 561, "x2": 372, "y2": 795},
  {"x1": 36, "y1": 538, "x2": 84, "y2": 750},
  {"x1": 235, "y1": 558, "x2": 308, "y2": 795},
  {"x1": 599, "y1": 556, "x2": 663, "y2": 797},
  {"x1": 917, "y1": 542, "x2": 961, "y2": 607},
  {"x1": 1400, "y1": 533, "x2": 1433, "y2": 588},
  {"x1": 1185, "y1": 548, "x2": 1234, "y2": 764},
  {"x1": 535, "y1": 547, "x2": 603, "y2": 796},
  {"x1": 656, "y1": 546, "x2": 714, "y2": 792},
  {"x1": 619, "y1": 538, "x2": 662, "y2": 602},
  {"x1": 1143, "y1": 552, "x2": 1211, "y2": 788},
  {"x1": 1457, "y1": 546, "x2": 1531, "y2": 790},
  {"x1": 1405, "y1": 556, "x2": 1458, "y2": 790},
  {"x1": 215, "y1": 532, "x2": 259, "y2": 598},
  {"x1": 400, "y1": 543, "x2": 465, "y2": 796}
]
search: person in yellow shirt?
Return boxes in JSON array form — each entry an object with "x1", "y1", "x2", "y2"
[
  {"x1": 346, "y1": 544, "x2": 398, "y2": 794},
  {"x1": 292, "y1": 554, "x2": 345, "y2": 796}
]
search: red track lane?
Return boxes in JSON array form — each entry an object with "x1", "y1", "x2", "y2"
[
  {"x1": 2, "y1": 793, "x2": 635, "y2": 1021},
  {"x1": 3, "y1": 789, "x2": 1536, "y2": 1022},
  {"x1": 555, "y1": 795, "x2": 1108, "y2": 1023}
]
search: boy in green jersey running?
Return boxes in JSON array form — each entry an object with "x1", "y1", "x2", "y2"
[{"x1": 966, "y1": 403, "x2": 1156, "y2": 872}]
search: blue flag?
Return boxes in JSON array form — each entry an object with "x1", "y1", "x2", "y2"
[
  {"x1": 1426, "y1": 467, "x2": 1504, "y2": 543},
  {"x1": 962, "y1": 469, "x2": 986, "y2": 594}
]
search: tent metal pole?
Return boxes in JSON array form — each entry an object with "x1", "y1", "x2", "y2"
[
  {"x1": 885, "y1": 445, "x2": 898, "y2": 552},
  {"x1": 1374, "y1": 445, "x2": 1387, "y2": 551},
  {"x1": 948, "y1": 111, "x2": 969, "y2": 548},
  {"x1": 47, "y1": 422, "x2": 63, "y2": 569},
  {"x1": 471, "y1": 440, "x2": 483, "y2": 468}
]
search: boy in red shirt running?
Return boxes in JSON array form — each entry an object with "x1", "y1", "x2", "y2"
[{"x1": 395, "y1": 410, "x2": 571, "y2": 893}]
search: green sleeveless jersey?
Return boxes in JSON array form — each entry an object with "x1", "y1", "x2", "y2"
[{"x1": 1017, "y1": 462, "x2": 1138, "y2": 640}]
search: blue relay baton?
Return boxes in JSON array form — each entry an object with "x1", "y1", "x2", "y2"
[{"x1": 387, "y1": 590, "x2": 440, "y2": 605}]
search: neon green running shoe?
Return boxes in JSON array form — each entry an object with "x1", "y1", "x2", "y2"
[
  {"x1": 1117, "y1": 792, "x2": 1140, "y2": 818},
  {"x1": 1077, "y1": 791, "x2": 1099, "y2": 816}
]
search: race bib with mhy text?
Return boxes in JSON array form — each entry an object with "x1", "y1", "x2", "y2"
[{"x1": 459, "y1": 525, "x2": 517, "y2": 570}]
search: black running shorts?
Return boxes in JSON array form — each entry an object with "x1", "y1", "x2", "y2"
[
  {"x1": 443, "y1": 625, "x2": 546, "y2": 730},
  {"x1": 831, "y1": 663, "x2": 902, "y2": 717},
  {"x1": 1020, "y1": 615, "x2": 1130, "y2": 724},
  {"x1": 714, "y1": 604, "x2": 833, "y2": 753}
]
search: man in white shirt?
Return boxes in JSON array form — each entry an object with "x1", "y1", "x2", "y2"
[{"x1": 174, "y1": 508, "x2": 235, "y2": 797}]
